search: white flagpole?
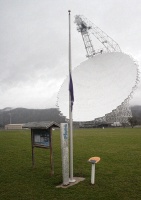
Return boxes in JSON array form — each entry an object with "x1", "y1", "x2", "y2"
[{"x1": 68, "y1": 10, "x2": 75, "y2": 183}]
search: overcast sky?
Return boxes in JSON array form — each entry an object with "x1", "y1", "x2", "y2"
[{"x1": 0, "y1": 0, "x2": 141, "y2": 109}]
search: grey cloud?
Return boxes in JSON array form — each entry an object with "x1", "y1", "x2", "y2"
[{"x1": 0, "y1": 0, "x2": 141, "y2": 109}]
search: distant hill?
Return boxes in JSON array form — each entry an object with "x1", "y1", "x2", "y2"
[
  {"x1": 0, "y1": 106, "x2": 141, "y2": 127},
  {"x1": 0, "y1": 108, "x2": 66, "y2": 127}
]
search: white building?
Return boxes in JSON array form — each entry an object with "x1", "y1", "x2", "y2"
[{"x1": 5, "y1": 124, "x2": 23, "y2": 130}]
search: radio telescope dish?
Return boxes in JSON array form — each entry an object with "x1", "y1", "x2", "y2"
[{"x1": 57, "y1": 52, "x2": 138, "y2": 122}]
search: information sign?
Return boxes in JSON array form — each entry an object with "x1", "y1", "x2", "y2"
[{"x1": 33, "y1": 129, "x2": 50, "y2": 147}]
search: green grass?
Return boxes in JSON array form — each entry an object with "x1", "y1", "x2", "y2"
[{"x1": 0, "y1": 128, "x2": 141, "y2": 200}]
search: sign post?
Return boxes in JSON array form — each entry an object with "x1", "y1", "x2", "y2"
[
  {"x1": 23, "y1": 121, "x2": 60, "y2": 176},
  {"x1": 31, "y1": 128, "x2": 54, "y2": 175},
  {"x1": 60, "y1": 123, "x2": 69, "y2": 186},
  {"x1": 88, "y1": 157, "x2": 100, "y2": 184}
]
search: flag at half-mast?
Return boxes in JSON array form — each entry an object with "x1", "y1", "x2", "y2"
[{"x1": 69, "y1": 72, "x2": 74, "y2": 112}]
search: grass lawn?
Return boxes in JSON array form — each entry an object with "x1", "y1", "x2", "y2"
[{"x1": 0, "y1": 128, "x2": 141, "y2": 200}]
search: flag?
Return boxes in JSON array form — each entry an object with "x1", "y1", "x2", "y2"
[{"x1": 69, "y1": 73, "x2": 74, "y2": 112}]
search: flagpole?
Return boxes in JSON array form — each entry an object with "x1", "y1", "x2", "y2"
[{"x1": 68, "y1": 10, "x2": 75, "y2": 183}]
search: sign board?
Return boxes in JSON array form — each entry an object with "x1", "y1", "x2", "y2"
[
  {"x1": 33, "y1": 129, "x2": 50, "y2": 148},
  {"x1": 23, "y1": 121, "x2": 60, "y2": 176},
  {"x1": 31, "y1": 128, "x2": 54, "y2": 174}
]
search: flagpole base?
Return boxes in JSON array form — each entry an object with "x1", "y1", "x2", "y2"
[
  {"x1": 56, "y1": 177, "x2": 85, "y2": 188},
  {"x1": 69, "y1": 178, "x2": 76, "y2": 183}
]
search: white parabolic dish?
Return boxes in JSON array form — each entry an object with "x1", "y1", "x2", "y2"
[{"x1": 57, "y1": 52, "x2": 138, "y2": 121}]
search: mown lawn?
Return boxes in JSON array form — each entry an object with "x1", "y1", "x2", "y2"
[{"x1": 0, "y1": 128, "x2": 141, "y2": 200}]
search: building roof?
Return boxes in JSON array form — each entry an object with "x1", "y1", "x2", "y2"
[
  {"x1": 5, "y1": 124, "x2": 23, "y2": 126},
  {"x1": 23, "y1": 121, "x2": 60, "y2": 129}
]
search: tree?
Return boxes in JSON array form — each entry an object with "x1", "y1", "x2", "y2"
[{"x1": 128, "y1": 117, "x2": 138, "y2": 128}]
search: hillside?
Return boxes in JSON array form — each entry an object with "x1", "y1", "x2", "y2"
[{"x1": 0, "y1": 108, "x2": 66, "y2": 127}]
